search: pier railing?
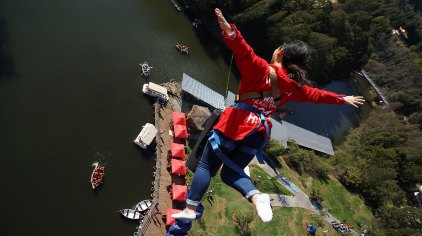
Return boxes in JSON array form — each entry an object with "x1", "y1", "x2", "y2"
[{"x1": 135, "y1": 101, "x2": 162, "y2": 236}]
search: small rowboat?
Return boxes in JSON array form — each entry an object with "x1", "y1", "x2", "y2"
[
  {"x1": 90, "y1": 162, "x2": 105, "y2": 189},
  {"x1": 175, "y1": 43, "x2": 189, "y2": 55},
  {"x1": 120, "y1": 209, "x2": 144, "y2": 220},
  {"x1": 133, "y1": 199, "x2": 153, "y2": 212},
  {"x1": 140, "y1": 61, "x2": 153, "y2": 77}
]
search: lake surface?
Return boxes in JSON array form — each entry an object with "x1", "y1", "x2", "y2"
[{"x1": 0, "y1": 1, "x2": 369, "y2": 235}]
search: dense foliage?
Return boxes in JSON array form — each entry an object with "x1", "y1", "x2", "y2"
[{"x1": 188, "y1": 0, "x2": 422, "y2": 234}]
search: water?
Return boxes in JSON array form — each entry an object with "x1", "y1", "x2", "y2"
[
  {"x1": 0, "y1": 1, "x2": 230, "y2": 235},
  {"x1": 0, "y1": 1, "x2": 370, "y2": 235}
]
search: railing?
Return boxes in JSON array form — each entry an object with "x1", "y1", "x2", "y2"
[
  {"x1": 357, "y1": 70, "x2": 390, "y2": 109},
  {"x1": 135, "y1": 101, "x2": 162, "y2": 236}
]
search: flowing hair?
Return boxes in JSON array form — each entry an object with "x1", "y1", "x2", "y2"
[{"x1": 281, "y1": 40, "x2": 312, "y2": 88}]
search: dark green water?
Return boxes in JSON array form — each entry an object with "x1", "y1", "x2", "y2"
[
  {"x1": 0, "y1": 1, "x2": 369, "y2": 235},
  {"x1": 0, "y1": 1, "x2": 230, "y2": 235}
]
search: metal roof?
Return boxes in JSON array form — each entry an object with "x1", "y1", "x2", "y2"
[{"x1": 181, "y1": 73, "x2": 225, "y2": 110}]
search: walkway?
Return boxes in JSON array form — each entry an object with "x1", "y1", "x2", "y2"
[{"x1": 135, "y1": 93, "x2": 185, "y2": 236}]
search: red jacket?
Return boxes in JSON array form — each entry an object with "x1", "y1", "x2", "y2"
[{"x1": 213, "y1": 24, "x2": 345, "y2": 141}]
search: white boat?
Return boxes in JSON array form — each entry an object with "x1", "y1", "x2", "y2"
[
  {"x1": 142, "y1": 82, "x2": 169, "y2": 102},
  {"x1": 132, "y1": 199, "x2": 153, "y2": 212},
  {"x1": 140, "y1": 61, "x2": 153, "y2": 77},
  {"x1": 176, "y1": 43, "x2": 189, "y2": 55},
  {"x1": 120, "y1": 209, "x2": 144, "y2": 220},
  {"x1": 134, "y1": 123, "x2": 158, "y2": 149}
]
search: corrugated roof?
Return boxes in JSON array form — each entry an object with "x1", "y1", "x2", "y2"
[
  {"x1": 182, "y1": 73, "x2": 225, "y2": 110},
  {"x1": 283, "y1": 121, "x2": 334, "y2": 155}
]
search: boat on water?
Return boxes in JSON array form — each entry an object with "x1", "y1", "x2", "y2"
[
  {"x1": 142, "y1": 82, "x2": 169, "y2": 102},
  {"x1": 134, "y1": 123, "x2": 158, "y2": 149},
  {"x1": 120, "y1": 209, "x2": 144, "y2": 220},
  {"x1": 90, "y1": 162, "x2": 105, "y2": 189},
  {"x1": 140, "y1": 61, "x2": 153, "y2": 77},
  {"x1": 175, "y1": 43, "x2": 189, "y2": 55},
  {"x1": 132, "y1": 199, "x2": 153, "y2": 212}
]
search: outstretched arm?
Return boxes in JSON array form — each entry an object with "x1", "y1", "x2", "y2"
[{"x1": 214, "y1": 8, "x2": 269, "y2": 91}]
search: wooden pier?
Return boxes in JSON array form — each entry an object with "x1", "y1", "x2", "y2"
[{"x1": 135, "y1": 96, "x2": 185, "y2": 236}]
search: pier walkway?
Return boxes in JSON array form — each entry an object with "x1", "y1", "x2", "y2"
[{"x1": 135, "y1": 95, "x2": 185, "y2": 236}]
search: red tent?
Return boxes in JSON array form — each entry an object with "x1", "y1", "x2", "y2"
[
  {"x1": 166, "y1": 208, "x2": 182, "y2": 226},
  {"x1": 172, "y1": 183, "x2": 187, "y2": 201},
  {"x1": 171, "y1": 159, "x2": 186, "y2": 175},
  {"x1": 173, "y1": 124, "x2": 188, "y2": 138},
  {"x1": 170, "y1": 142, "x2": 186, "y2": 159},
  {"x1": 172, "y1": 112, "x2": 186, "y2": 126}
]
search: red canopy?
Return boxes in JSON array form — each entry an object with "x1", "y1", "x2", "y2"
[
  {"x1": 173, "y1": 124, "x2": 188, "y2": 138},
  {"x1": 172, "y1": 112, "x2": 186, "y2": 126},
  {"x1": 171, "y1": 159, "x2": 186, "y2": 175},
  {"x1": 172, "y1": 183, "x2": 187, "y2": 201},
  {"x1": 166, "y1": 208, "x2": 182, "y2": 226},
  {"x1": 170, "y1": 142, "x2": 186, "y2": 158}
]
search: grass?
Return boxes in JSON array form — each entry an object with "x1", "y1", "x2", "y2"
[
  {"x1": 250, "y1": 164, "x2": 292, "y2": 196},
  {"x1": 189, "y1": 167, "x2": 351, "y2": 236},
  {"x1": 187, "y1": 154, "x2": 373, "y2": 235},
  {"x1": 308, "y1": 177, "x2": 373, "y2": 230}
]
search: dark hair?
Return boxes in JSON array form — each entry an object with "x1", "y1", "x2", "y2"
[{"x1": 281, "y1": 40, "x2": 312, "y2": 88}]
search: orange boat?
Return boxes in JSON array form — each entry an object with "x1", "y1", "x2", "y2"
[{"x1": 90, "y1": 162, "x2": 105, "y2": 189}]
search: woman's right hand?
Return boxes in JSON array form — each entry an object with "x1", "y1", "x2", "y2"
[{"x1": 215, "y1": 8, "x2": 233, "y2": 35}]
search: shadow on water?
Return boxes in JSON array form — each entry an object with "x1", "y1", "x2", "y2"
[
  {"x1": 0, "y1": 17, "x2": 16, "y2": 80},
  {"x1": 181, "y1": 4, "x2": 242, "y2": 85}
]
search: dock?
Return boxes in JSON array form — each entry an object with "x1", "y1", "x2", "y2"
[{"x1": 135, "y1": 95, "x2": 185, "y2": 236}]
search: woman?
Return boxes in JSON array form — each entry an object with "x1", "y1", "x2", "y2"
[{"x1": 172, "y1": 8, "x2": 365, "y2": 223}]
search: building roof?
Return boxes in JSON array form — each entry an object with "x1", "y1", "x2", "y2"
[
  {"x1": 148, "y1": 82, "x2": 168, "y2": 95},
  {"x1": 181, "y1": 73, "x2": 225, "y2": 110}
]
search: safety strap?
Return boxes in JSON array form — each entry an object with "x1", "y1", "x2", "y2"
[
  {"x1": 235, "y1": 66, "x2": 281, "y2": 103},
  {"x1": 208, "y1": 131, "x2": 251, "y2": 180}
]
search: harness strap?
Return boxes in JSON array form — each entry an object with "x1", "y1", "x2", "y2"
[
  {"x1": 235, "y1": 67, "x2": 281, "y2": 104},
  {"x1": 208, "y1": 131, "x2": 251, "y2": 180}
]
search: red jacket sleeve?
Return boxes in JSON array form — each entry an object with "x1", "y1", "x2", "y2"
[
  {"x1": 221, "y1": 24, "x2": 269, "y2": 94},
  {"x1": 287, "y1": 84, "x2": 346, "y2": 104}
]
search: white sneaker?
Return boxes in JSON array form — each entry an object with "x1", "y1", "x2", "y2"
[
  {"x1": 255, "y1": 193, "x2": 272, "y2": 222},
  {"x1": 171, "y1": 211, "x2": 196, "y2": 221}
]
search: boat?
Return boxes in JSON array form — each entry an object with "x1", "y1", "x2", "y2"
[
  {"x1": 120, "y1": 209, "x2": 144, "y2": 220},
  {"x1": 132, "y1": 199, "x2": 153, "y2": 212},
  {"x1": 90, "y1": 162, "x2": 105, "y2": 189},
  {"x1": 175, "y1": 43, "x2": 189, "y2": 55},
  {"x1": 140, "y1": 61, "x2": 153, "y2": 77},
  {"x1": 134, "y1": 123, "x2": 158, "y2": 149},
  {"x1": 142, "y1": 82, "x2": 169, "y2": 102}
]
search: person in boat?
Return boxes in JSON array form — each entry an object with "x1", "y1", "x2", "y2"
[{"x1": 172, "y1": 8, "x2": 364, "y2": 223}]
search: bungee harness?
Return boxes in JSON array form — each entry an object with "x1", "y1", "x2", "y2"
[{"x1": 208, "y1": 101, "x2": 274, "y2": 179}]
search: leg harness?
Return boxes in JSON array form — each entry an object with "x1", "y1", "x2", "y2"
[{"x1": 208, "y1": 102, "x2": 275, "y2": 179}]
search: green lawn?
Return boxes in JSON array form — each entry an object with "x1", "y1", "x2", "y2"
[{"x1": 189, "y1": 167, "x2": 342, "y2": 236}]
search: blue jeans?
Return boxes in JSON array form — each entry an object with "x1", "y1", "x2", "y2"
[{"x1": 186, "y1": 130, "x2": 264, "y2": 206}]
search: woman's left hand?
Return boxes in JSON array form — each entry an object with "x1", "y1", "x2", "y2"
[{"x1": 343, "y1": 95, "x2": 365, "y2": 108}]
